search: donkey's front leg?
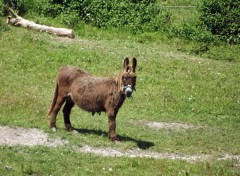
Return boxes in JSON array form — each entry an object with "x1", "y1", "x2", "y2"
[{"x1": 107, "y1": 111, "x2": 119, "y2": 141}]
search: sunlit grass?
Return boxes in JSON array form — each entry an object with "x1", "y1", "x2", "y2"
[
  {"x1": 0, "y1": 16, "x2": 239, "y2": 175},
  {"x1": 1, "y1": 145, "x2": 238, "y2": 176}
]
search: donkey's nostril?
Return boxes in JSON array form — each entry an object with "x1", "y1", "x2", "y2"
[
  {"x1": 125, "y1": 86, "x2": 132, "y2": 97},
  {"x1": 126, "y1": 92, "x2": 132, "y2": 97}
]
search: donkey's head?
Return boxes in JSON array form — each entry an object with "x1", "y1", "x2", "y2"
[{"x1": 121, "y1": 57, "x2": 137, "y2": 97}]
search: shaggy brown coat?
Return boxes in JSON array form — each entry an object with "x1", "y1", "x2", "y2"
[{"x1": 48, "y1": 57, "x2": 137, "y2": 141}]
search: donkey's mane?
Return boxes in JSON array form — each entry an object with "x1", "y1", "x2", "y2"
[{"x1": 112, "y1": 72, "x2": 124, "y2": 94}]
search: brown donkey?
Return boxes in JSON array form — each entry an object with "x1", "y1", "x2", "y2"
[{"x1": 48, "y1": 57, "x2": 137, "y2": 141}]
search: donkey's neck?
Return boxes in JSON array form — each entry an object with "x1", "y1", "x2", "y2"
[
  {"x1": 104, "y1": 73, "x2": 126, "y2": 109},
  {"x1": 98, "y1": 72, "x2": 124, "y2": 97}
]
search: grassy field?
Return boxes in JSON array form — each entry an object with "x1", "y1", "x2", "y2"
[{"x1": 0, "y1": 14, "x2": 240, "y2": 176}]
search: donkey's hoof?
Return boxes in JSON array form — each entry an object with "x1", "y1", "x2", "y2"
[
  {"x1": 65, "y1": 124, "x2": 76, "y2": 132},
  {"x1": 110, "y1": 136, "x2": 120, "y2": 142},
  {"x1": 71, "y1": 130, "x2": 79, "y2": 134},
  {"x1": 51, "y1": 127, "x2": 57, "y2": 132}
]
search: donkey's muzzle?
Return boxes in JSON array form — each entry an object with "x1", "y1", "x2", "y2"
[{"x1": 125, "y1": 85, "x2": 133, "y2": 97}]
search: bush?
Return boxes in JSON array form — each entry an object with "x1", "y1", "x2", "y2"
[
  {"x1": 2, "y1": 0, "x2": 27, "y2": 15},
  {"x1": 35, "y1": 0, "x2": 62, "y2": 18},
  {"x1": 169, "y1": 20, "x2": 215, "y2": 45},
  {"x1": 2, "y1": 0, "x2": 42, "y2": 16},
  {"x1": 80, "y1": 0, "x2": 170, "y2": 33},
  {"x1": 199, "y1": 0, "x2": 240, "y2": 44},
  {"x1": 34, "y1": 0, "x2": 171, "y2": 33}
]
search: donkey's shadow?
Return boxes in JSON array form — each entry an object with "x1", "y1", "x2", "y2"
[{"x1": 74, "y1": 128, "x2": 154, "y2": 150}]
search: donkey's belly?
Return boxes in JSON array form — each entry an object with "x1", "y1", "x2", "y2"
[
  {"x1": 77, "y1": 100, "x2": 105, "y2": 113},
  {"x1": 72, "y1": 93, "x2": 106, "y2": 113}
]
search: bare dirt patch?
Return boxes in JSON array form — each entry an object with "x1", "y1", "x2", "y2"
[
  {"x1": 0, "y1": 126, "x2": 67, "y2": 147},
  {"x1": 75, "y1": 146, "x2": 240, "y2": 164},
  {"x1": 74, "y1": 145, "x2": 210, "y2": 162},
  {"x1": 139, "y1": 120, "x2": 203, "y2": 130}
]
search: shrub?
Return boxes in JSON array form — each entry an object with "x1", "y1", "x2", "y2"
[
  {"x1": 169, "y1": 20, "x2": 215, "y2": 45},
  {"x1": 1, "y1": 0, "x2": 171, "y2": 33},
  {"x1": 198, "y1": 0, "x2": 240, "y2": 44},
  {"x1": 2, "y1": 0, "x2": 43, "y2": 16},
  {"x1": 2, "y1": 0, "x2": 27, "y2": 15},
  {"x1": 79, "y1": 0, "x2": 169, "y2": 33},
  {"x1": 35, "y1": 0, "x2": 62, "y2": 18},
  {"x1": 33, "y1": 0, "x2": 171, "y2": 33}
]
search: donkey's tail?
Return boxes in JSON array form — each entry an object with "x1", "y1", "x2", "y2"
[{"x1": 47, "y1": 82, "x2": 58, "y2": 116}]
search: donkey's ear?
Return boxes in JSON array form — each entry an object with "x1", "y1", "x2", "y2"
[
  {"x1": 132, "y1": 57, "x2": 137, "y2": 72},
  {"x1": 123, "y1": 57, "x2": 129, "y2": 70}
]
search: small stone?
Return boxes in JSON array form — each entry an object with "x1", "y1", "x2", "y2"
[{"x1": 5, "y1": 165, "x2": 13, "y2": 170}]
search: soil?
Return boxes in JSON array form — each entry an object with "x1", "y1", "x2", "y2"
[
  {"x1": 0, "y1": 126, "x2": 68, "y2": 147},
  {"x1": 74, "y1": 145, "x2": 210, "y2": 163},
  {"x1": 142, "y1": 121, "x2": 203, "y2": 130},
  {"x1": 0, "y1": 125, "x2": 239, "y2": 164}
]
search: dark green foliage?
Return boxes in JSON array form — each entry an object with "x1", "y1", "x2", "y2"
[
  {"x1": 2, "y1": 0, "x2": 43, "y2": 16},
  {"x1": 77, "y1": 0, "x2": 170, "y2": 33},
  {"x1": 36, "y1": 0, "x2": 62, "y2": 18},
  {"x1": 1, "y1": 0, "x2": 239, "y2": 51},
  {"x1": 1, "y1": 0, "x2": 170, "y2": 33},
  {"x1": 199, "y1": 0, "x2": 240, "y2": 44},
  {"x1": 3, "y1": 0, "x2": 28, "y2": 15},
  {"x1": 31, "y1": 0, "x2": 171, "y2": 33},
  {"x1": 0, "y1": 1, "x2": 3, "y2": 16}
]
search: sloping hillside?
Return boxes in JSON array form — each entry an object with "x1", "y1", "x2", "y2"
[{"x1": 0, "y1": 16, "x2": 239, "y2": 175}]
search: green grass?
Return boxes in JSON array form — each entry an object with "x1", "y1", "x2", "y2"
[
  {"x1": 0, "y1": 16, "x2": 240, "y2": 175},
  {"x1": 157, "y1": 0, "x2": 199, "y2": 6},
  {"x1": 1, "y1": 146, "x2": 238, "y2": 176}
]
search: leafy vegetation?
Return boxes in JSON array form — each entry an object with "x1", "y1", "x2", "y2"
[
  {"x1": 22, "y1": 0, "x2": 171, "y2": 33},
  {"x1": 199, "y1": 0, "x2": 240, "y2": 44},
  {"x1": 2, "y1": 0, "x2": 239, "y2": 61},
  {"x1": 3, "y1": 0, "x2": 238, "y2": 43}
]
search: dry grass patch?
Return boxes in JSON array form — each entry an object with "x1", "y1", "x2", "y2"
[{"x1": 137, "y1": 120, "x2": 204, "y2": 130}]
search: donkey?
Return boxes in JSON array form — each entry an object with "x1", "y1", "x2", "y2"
[{"x1": 47, "y1": 57, "x2": 137, "y2": 141}]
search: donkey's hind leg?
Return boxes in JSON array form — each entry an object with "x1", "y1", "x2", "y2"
[
  {"x1": 50, "y1": 96, "x2": 65, "y2": 131},
  {"x1": 63, "y1": 96, "x2": 75, "y2": 131}
]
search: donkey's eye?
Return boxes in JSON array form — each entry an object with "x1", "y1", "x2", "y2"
[
  {"x1": 124, "y1": 76, "x2": 130, "y2": 80},
  {"x1": 122, "y1": 76, "x2": 128, "y2": 81}
]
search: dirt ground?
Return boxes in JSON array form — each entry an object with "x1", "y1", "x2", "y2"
[
  {"x1": 0, "y1": 126, "x2": 68, "y2": 147},
  {"x1": 0, "y1": 124, "x2": 239, "y2": 164},
  {"x1": 143, "y1": 121, "x2": 203, "y2": 130}
]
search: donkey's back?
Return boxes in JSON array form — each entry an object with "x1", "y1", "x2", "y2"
[{"x1": 57, "y1": 66, "x2": 90, "y2": 87}]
